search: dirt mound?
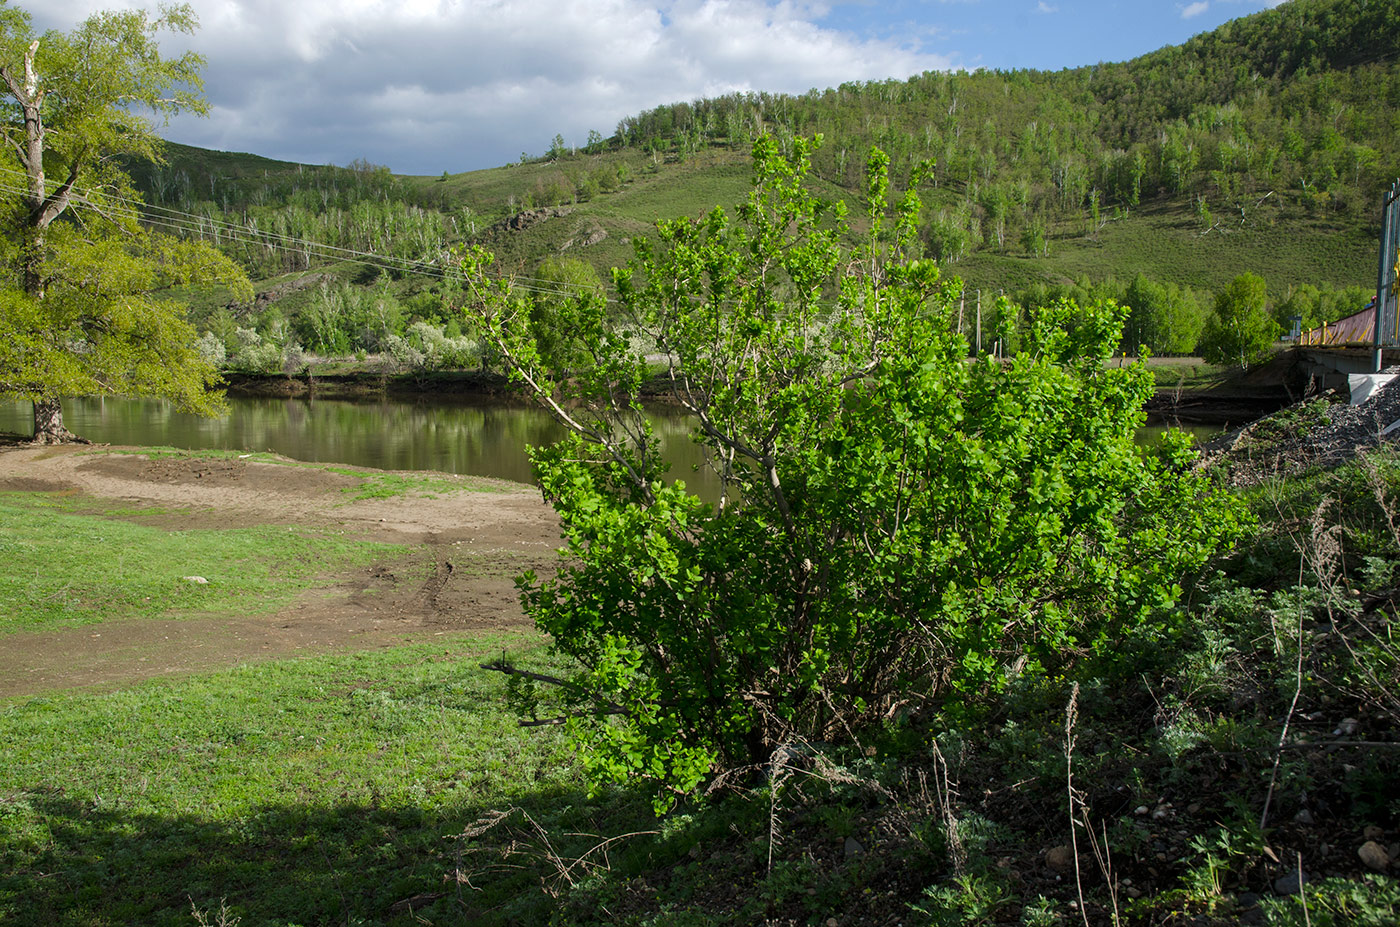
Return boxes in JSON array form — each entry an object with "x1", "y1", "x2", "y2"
[
  {"x1": 1200, "y1": 373, "x2": 1400, "y2": 485},
  {"x1": 82, "y1": 451, "x2": 358, "y2": 493}
]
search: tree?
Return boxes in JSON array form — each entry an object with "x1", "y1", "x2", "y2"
[
  {"x1": 528, "y1": 256, "x2": 605, "y2": 372},
  {"x1": 1020, "y1": 216, "x2": 1048, "y2": 256},
  {"x1": 0, "y1": 1, "x2": 249, "y2": 442},
  {"x1": 1197, "y1": 272, "x2": 1279, "y2": 368},
  {"x1": 1122, "y1": 273, "x2": 1207, "y2": 355},
  {"x1": 459, "y1": 137, "x2": 1239, "y2": 809},
  {"x1": 1271, "y1": 281, "x2": 1372, "y2": 334}
]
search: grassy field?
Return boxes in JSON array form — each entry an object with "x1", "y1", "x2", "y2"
[
  {"x1": 950, "y1": 198, "x2": 1375, "y2": 298},
  {"x1": 0, "y1": 492, "x2": 399, "y2": 635},
  {"x1": 0, "y1": 483, "x2": 586, "y2": 926},
  {"x1": 0, "y1": 636, "x2": 585, "y2": 926}
]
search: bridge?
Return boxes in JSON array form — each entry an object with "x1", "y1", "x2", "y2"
[{"x1": 1296, "y1": 180, "x2": 1400, "y2": 388}]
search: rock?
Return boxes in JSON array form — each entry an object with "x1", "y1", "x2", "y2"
[
  {"x1": 1294, "y1": 809, "x2": 1315, "y2": 825},
  {"x1": 1045, "y1": 845, "x2": 1076, "y2": 873},
  {"x1": 1358, "y1": 841, "x2": 1392, "y2": 871},
  {"x1": 1273, "y1": 869, "x2": 1309, "y2": 896},
  {"x1": 826, "y1": 919, "x2": 839, "y2": 927},
  {"x1": 1364, "y1": 825, "x2": 1385, "y2": 841},
  {"x1": 1152, "y1": 803, "x2": 1172, "y2": 821},
  {"x1": 181, "y1": 575, "x2": 209, "y2": 584},
  {"x1": 1333, "y1": 718, "x2": 1359, "y2": 736},
  {"x1": 1237, "y1": 892, "x2": 1260, "y2": 909},
  {"x1": 1187, "y1": 803, "x2": 1201, "y2": 815},
  {"x1": 1134, "y1": 805, "x2": 1149, "y2": 816},
  {"x1": 491, "y1": 205, "x2": 573, "y2": 234},
  {"x1": 561, "y1": 224, "x2": 608, "y2": 250},
  {"x1": 843, "y1": 836, "x2": 863, "y2": 859}
]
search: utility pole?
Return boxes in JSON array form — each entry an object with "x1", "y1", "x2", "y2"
[
  {"x1": 1375, "y1": 181, "x2": 1400, "y2": 373},
  {"x1": 975, "y1": 290, "x2": 982, "y2": 355}
]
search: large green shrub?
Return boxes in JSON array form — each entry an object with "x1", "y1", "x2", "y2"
[{"x1": 459, "y1": 137, "x2": 1240, "y2": 808}]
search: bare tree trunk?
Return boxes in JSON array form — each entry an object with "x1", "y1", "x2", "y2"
[
  {"x1": 30, "y1": 398, "x2": 87, "y2": 445},
  {"x1": 5, "y1": 43, "x2": 86, "y2": 445}
]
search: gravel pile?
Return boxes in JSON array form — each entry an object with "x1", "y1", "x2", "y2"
[{"x1": 1199, "y1": 369, "x2": 1400, "y2": 485}]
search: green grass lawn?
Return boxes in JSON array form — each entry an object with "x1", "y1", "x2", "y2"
[
  {"x1": 0, "y1": 492, "x2": 402, "y2": 634},
  {"x1": 0, "y1": 637, "x2": 594, "y2": 927},
  {"x1": 0, "y1": 477, "x2": 617, "y2": 926}
]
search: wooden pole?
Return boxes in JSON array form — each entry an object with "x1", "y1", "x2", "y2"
[{"x1": 975, "y1": 290, "x2": 982, "y2": 355}]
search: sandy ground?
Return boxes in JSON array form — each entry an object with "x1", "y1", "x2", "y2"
[{"x1": 0, "y1": 445, "x2": 561, "y2": 698}]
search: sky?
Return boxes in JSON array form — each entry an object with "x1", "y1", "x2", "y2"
[{"x1": 31, "y1": 0, "x2": 1288, "y2": 176}]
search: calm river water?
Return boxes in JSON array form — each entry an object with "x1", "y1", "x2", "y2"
[
  {"x1": 1, "y1": 396, "x2": 1220, "y2": 496},
  {"x1": 0, "y1": 396, "x2": 720, "y2": 493}
]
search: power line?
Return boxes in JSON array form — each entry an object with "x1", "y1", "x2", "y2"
[{"x1": 0, "y1": 164, "x2": 608, "y2": 302}]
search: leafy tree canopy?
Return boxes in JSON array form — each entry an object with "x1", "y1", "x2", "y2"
[
  {"x1": 0, "y1": 0, "x2": 248, "y2": 442},
  {"x1": 1198, "y1": 272, "x2": 1280, "y2": 368},
  {"x1": 459, "y1": 136, "x2": 1242, "y2": 809},
  {"x1": 527, "y1": 255, "x2": 606, "y2": 371},
  {"x1": 1272, "y1": 281, "x2": 1373, "y2": 334}
]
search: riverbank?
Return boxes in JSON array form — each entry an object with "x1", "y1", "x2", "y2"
[{"x1": 224, "y1": 355, "x2": 1281, "y2": 424}]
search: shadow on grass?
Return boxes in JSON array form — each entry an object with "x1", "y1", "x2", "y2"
[{"x1": 1, "y1": 783, "x2": 647, "y2": 927}]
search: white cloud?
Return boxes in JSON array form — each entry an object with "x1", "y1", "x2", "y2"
[
  {"x1": 1036, "y1": 1, "x2": 1058, "y2": 12},
  {"x1": 1181, "y1": 2, "x2": 1210, "y2": 18},
  {"x1": 30, "y1": 0, "x2": 952, "y2": 174}
]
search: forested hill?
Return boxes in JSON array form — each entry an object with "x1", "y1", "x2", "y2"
[
  {"x1": 136, "y1": 0, "x2": 1398, "y2": 359},
  {"x1": 616, "y1": 0, "x2": 1397, "y2": 222}
]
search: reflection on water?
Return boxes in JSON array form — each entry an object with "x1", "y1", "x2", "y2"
[
  {"x1": 0, "y1": 396, "x2": 718, "y2": 495},
  {"x1": 1136, "y1": 422, "x2": 1228, "y2": 447},
  {"x1": 1, "y1": 397, "x2": 1224, "y2": 496}
]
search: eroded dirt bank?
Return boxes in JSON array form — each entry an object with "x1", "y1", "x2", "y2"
[{"x1": 0, "y1": 445, "x2": 560, "y2": 697}]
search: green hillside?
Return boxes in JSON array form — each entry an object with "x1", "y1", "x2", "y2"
[{"x1": 134, "y1": 0, "x2": 1398, "y2": 363}]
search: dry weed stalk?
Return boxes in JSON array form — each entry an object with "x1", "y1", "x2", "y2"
[
  {"x1": 188, "y1": 898, "x2": 240, "y2": 927},
  {"x1": 1080, "y1": 816, "x2": 1121, "y2": 927},
  {"x1": 1064, "y1": 682, "x2": 1122, "y2": 927},
  {"x1": 766, "y1": 741, "x2": 798, "y2": 873},
  {"x1": 1065, "y1": 683, "x2": 1090, "y2": 927},
  {"x1": 1298, "y1": 850, "x2": 1313, "y2": 927},
  {"x1": 1261, "y1": 529, "x2": 1312, "y2": 833},
  {"x1": 753, "y1": 731, "x2": 947, "y2": 878},
  {"x1": 928, "y1": 739, "x2": 964, "y2": 878},
  {"x1": 452, "y1": 806, "x2": 657, "y2": 899}
]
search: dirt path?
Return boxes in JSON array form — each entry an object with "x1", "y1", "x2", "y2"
[{"x1": 0, "y1": 445, "x2": 560, "y2": 697}]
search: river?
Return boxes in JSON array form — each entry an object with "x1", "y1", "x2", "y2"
[
  {"x1": 0, "y1": 396, "x2": 720, "y2": 493},
  {"x1": 1, "y1": 396, "x2": 1220, "y2": 497}
]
